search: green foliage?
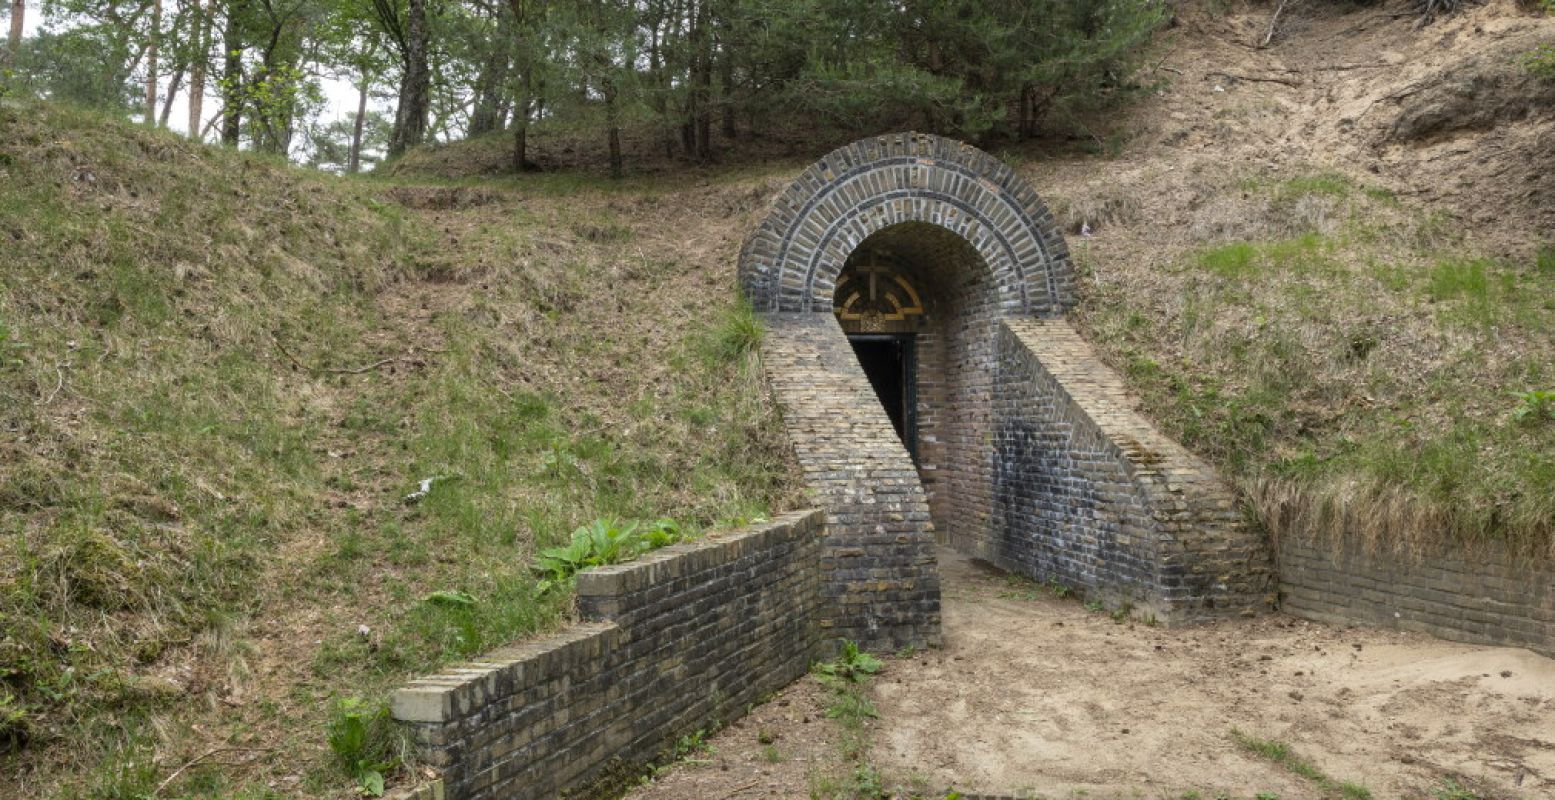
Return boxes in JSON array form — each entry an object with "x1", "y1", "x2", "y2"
[
  {"x1": 326, "y1": 698, "x2": 401, "y2": 797},
  {"x1": 1231, "y1": 729, "x2": 1372, "y2": 800},
  {"x1": 710, "y1": 299, "x2": 764, "y2": 364},
  {"x1": 532, "y1": 518, "x2": 685, "y2": 593},
  {"x1": 0, "y1": 690, "x2": 31, "y2": 753},
  {"x1": 1523, "y1": 44, "x2": 1555, "y2": 80},
  {"x1": 1433, "y1": 779, "x2": 1485, "y2": 800},
  {"x1": 1511, "y1": 390, "x2": 1555, "y2": 424},
  {"x1": 0, "y1": 318, "x2": 27, "y2": 368},
  {"x1": 825, "y1": 690, "x2": 881, "y2": 724},
  {"x1": 1198, "y1": 243, "x2": 1258, "y2": 278},
  {"x1": 1427, "y1": 258, "x2": 1489, "y2": 302},
  {"x1": 814, "y1": 640, "x2": 884, "y2": 685},
  {"x1": 1537, "y1": 244, "x2": 1555, "y2": 275}
]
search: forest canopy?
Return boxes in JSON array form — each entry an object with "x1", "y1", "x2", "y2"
[{"x1": 0, "y1": 0, "x2": 1169, "y2": 173}]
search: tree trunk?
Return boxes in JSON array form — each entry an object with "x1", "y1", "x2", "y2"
[
  {"x1": 221, "y1": 7, "x2": 242, "y2": 146},
  {"x1": 146, "y1": 0, "x2": 163, "y2": 125},
  {"x1": 348, "y1": 68, "x2": 370, "y2": 173},
  {"x1": 511, "y1": 92, "x2": 530, "y2": 171},
  {"x1": 604, "y1": 78, "x2": 621, "y2": 179},
  {"x1": 188, "y1": 0, "x2": 208, "y2": 140},
  {"x1": 159, "y1": 67, "x2": 184, "y2": 127},
  {"x1": 716, "y1": 17, "x2": 735, "y2": 140},
  {"x1": 6, "y1": 0, "x2": 23, "y2": 67},
  {"x1": 690, "y1": 0, "x2": 712, "y2": 161},
  {"x1": 387, "y1": 0, "x2": 431, "y2": 158},
  {"x1": 1018, "y1": 83, "x2": 1033, "y2": 139},
  {"x1": 468, "y1": 15, "x2": 510, "y2": 137}
]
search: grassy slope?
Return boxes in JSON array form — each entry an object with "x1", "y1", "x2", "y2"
[
  {"x1": 0, "y1": 100, "x2": 799, "y2": 798},
  {"x1": 1052, "y1": 167, "x2": 1555, "y2": 557}
]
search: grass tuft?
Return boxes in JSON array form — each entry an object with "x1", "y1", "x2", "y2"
[{"x1": 1231, "y1": 729, "x2": 1372, "y2": 800}]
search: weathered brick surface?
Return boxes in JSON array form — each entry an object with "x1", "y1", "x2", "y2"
[
  {"x1": 760, "y1": 314, "x2": 942, "y2": 652},
  {"x1": 738, "y1": 132, "x2": 1076, "y2": 317},
  {"x1": 389, "y1": 510, "x2": 825, "y2": 800},
  {"x1": 991, "y1": 319, "x2": 1274, "y2": 620},
  {"x1": 1278, "y1": 534, "x2": 1554, "y2": 657},
  {"x1": 741, "y1": 135, "x2": 1272, "y2": 633}
]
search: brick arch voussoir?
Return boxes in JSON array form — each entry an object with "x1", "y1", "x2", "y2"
[
  {"x1": 738, "y1": 132, "x2": 1074, "y2": 317},
  {"x1": 806, "y1": 196, "x2": 1031, "y2": 316}
]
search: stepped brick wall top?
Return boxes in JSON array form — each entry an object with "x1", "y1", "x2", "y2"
[
  {"x1": 390, "y1": 510, "x2": 825, "y2": 800},
  {"x1": 759, "y1": 313, "x2": 943, "y2": 653},
  {"x1": 990, "y1": 318, "x2": 1275, "y2": 620}
]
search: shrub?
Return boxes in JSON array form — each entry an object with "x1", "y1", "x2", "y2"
[
  {"x1": 1524, "y1": 44, "x2": 1555, "y2": 81},
  {"x1": 532, "y1": 518, "x2": 684, "y2": 594},
  {"x1": 326, "y1": 697, "x2": 401, "y2": 797}
]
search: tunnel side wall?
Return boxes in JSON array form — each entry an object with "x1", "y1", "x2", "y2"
[
  {"x1": 759, "y1": 313, "x2": 944, "y2": 652},
  {"x1": 991, "y1": 319, "x2": 1275, "y2": 620}
]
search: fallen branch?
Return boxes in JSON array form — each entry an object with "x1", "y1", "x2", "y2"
[
  {"x1": 1261, "y1": 0, "x2": 1292, "y2": 47},
  {"x1": 274, "y1": 336, "x2": 403, "y2": 375},
  {"x1": 1311, "y1": 63, "x2": 1392, "y2": 71},
  {"x1": 36, "y1": 363, "x2": 68, "y2": 406},
  {"x1": 153, "y1": 747, "x2": 272, "y2": 797},
  {"x1": 1206, "y1": 71, "x2": 1303, "y2": 88}
]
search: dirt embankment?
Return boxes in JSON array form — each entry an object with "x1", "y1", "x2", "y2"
[{"x1": 1030, "y1": 0, "x2": 1555, "y2": 257}]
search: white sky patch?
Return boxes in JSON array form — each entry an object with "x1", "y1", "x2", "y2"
[{"x1": 9, "y1": 0, "x2": 379, "y2": 153}]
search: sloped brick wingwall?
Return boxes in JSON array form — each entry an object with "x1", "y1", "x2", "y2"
[
  {"x1": 759, "y1": 314, "x2": 942, "y2": 652},
  {"x1": 993, "y1": 319, "x2": 1274, "y2": 620},
  {"x1": 389, "y1": 510, "x2": 824, "y2": 800}
]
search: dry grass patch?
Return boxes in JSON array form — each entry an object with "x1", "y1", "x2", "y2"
[
  {"x1": 1072, "y1": 169, "x2": 1555, "y2": 558},
  {"x1": 0, "y1": 99, "x2": 800, "y2": 799}
]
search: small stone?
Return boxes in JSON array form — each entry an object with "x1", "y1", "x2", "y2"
[{"x1": 1501, "y1": 670, "x2": 1513, "y2": 678}]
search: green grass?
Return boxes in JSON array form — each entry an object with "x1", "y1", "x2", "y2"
[
  {"x1": 1231, "y1": 730, "x2": 1372, "y2": 800},
  {"x1": 0, "y1": 99, "x2": 797, "y2": 798},
  {"x1": 1090, "y1": 173, "x2": 1555, "y2": 557}
]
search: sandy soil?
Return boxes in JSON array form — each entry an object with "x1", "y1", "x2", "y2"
[{"x1": 632, "y1": 549, "x2": 1555, "y2": 799}]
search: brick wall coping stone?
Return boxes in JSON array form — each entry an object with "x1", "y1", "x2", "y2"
[{"x1": 388, "y1": 509, "x2": 826, "y2": 800}]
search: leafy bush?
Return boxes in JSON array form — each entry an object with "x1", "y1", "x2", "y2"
[
  {"x1": 326, "y1": 697, "x2": 401, "y2": 797},
  {"x1": 532, "y1": 518, "x2": 684, "y2": 594},
  {"x1": 0, "y1": 690, "x2": 30, "y2": 753},
  {"x1": 1525, "y1": 44, "x2": 1555, "y2": 81},
  {"x1": 813, "y1": 640, "x2": 884, "y2": 684},
  {"x1": 1512, "y1": 390, "x2": 1555, "y2": 424}
]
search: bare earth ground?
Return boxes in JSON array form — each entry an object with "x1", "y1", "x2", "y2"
[{"x1": 630, "y1": 550, "x2": 1555, "y2": 800}]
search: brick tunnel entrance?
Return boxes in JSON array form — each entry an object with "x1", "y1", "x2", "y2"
[
  {"x1": 832, "y1": 221, "x2": 1006, "y2": 544},
  {"x1": 740, "y1": 132, "x2": 1274, "y2": 651}
]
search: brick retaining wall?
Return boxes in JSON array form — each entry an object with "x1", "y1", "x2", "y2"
[
  {"x1": 1278, "y1": 534, "x2": 1554, "y2": 657},
  {"x1": 759, "y1": 313, "x2": 943, "y2": 653},
  {"x1": 389, "y1": 509, "x2": 825, "y2": 800},
  {"x1": 990, "y1": 319, "x2": 1275, "y2": 621}
]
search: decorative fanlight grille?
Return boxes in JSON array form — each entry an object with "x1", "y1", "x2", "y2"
[{"x1": 833, "y1": 261, "x2": 925, "y2": 332}]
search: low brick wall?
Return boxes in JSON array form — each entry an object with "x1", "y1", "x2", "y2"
[
  {"x1": 390, "y1": 510, "x2": 825, "y2": 800},
  {"x1": 987, "y1": 319, "x2": 1274, "y2": 621},
  {"x1": 1278, "y1": 534, "x2": 1554, "y2": 658},
  {"x1": 759, "y1": 313, "x2": 943, "y2": 653}
]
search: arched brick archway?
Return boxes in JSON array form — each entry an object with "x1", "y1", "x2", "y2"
[
  {"x1": 747, "y1": 134, "x2": 1272, "y2": 654},
  {"x1": 737, "y1": 132, "x2": 1076, "y2": 318}
]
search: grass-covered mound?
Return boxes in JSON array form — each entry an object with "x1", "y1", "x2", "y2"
[
  {"x1": 1063, "y1": 170, "x2": 1555, "y2": 559},
  {"x1": 0, "y1": 99, "x2": 798, "y2": 798}
]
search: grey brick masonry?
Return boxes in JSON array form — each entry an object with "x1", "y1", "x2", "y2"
[
  {"x1": 389, "y1": 510, "x2": 825, "y2": 800},
  {"x1": 1278, "y1": 534, "x2": 1553, "y2": 657}
]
